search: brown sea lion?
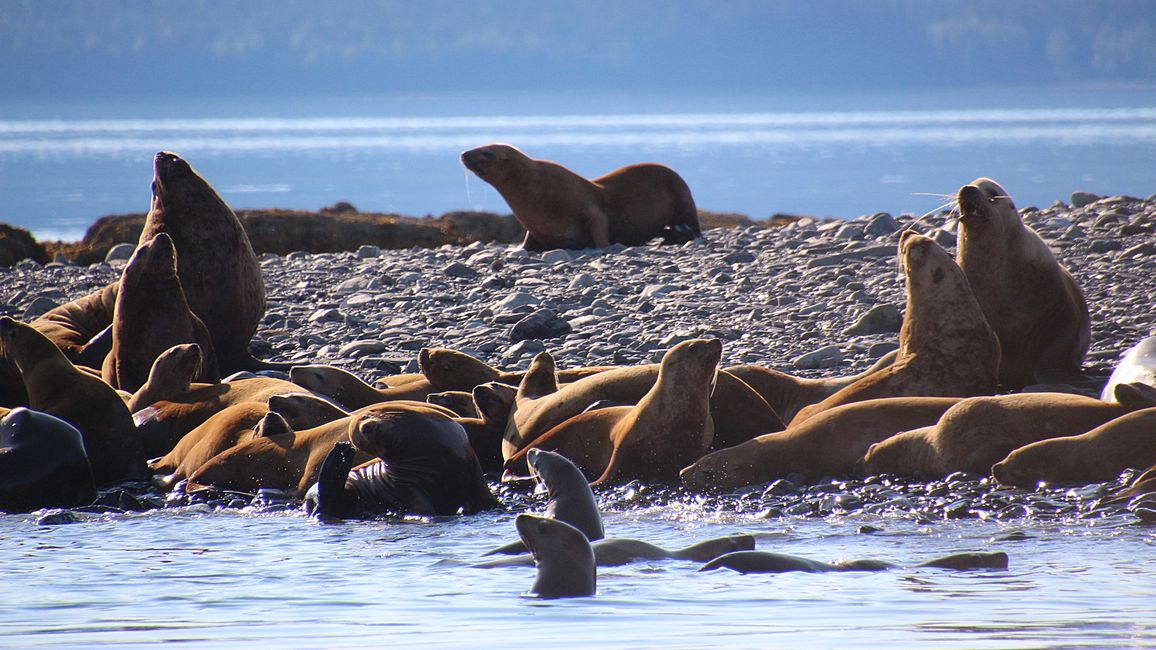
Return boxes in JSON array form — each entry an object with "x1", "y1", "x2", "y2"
[
  {"x1": 0, "y1": 407, "x2": 97, "y2": 513},
  {"x1": 503, "y1": 339, "x2": 720, "y2": 485},
  {"x1": 680, "y1": 397, "x2": 962, "y2": 490},
  {"x1": 725, "y1": 349, "x2": 898, "y2": 424},
  {"x1": 0, "y1": 317, "x2": 144, "y2": 484},
  {"x1": 992, "y1": 406, "x2": 1156, "y2": 487},
  {"x1": 426, "y1": 391, "x2": 479, "y2": 418},
  {"x1": 149, "y1": 402, "x2": 274, "y2": 481},
  {"x1": 500, "y1": 350, "x2": 781, "y2": 462},
  {"x1": 289, "y1": 364, "x2": 432, "y2": 409},
  {"x1": 140, "y1": 151, "x2": 275, "y2": 373},
  {"x1": 132, "y1": 376, "x2": 308, "y2": 459},
  {"x1": 461, "y1": 143, "x2": 700, "y2": 251},
  {"x1": 791, "y1": 232, "x2": 999, "y2": 426},
  {"x1": 303, "y1": 408, "x2": 498, "y2": 518},
  {"x1": 187, "y1": 401, "x2": 451, "y2": 496},
  {"x1": 417, "y1": 347, "x2": 611, "y2": 393},
  {"x1": 956, "y1": 177, "x2": 1090, "y2": 389},
  {"x1": 861, "y1": 390, "x2": 1154, "y2": 478},
  {"x1": 30, "y1": 283, "x2": 119, "y2": 363},
  {"x1": 103, "y1": 233, "x2": 219, "y2": 392},
  {"x1": 127, "y1": 343, "x2": 204, "y2": 413}
]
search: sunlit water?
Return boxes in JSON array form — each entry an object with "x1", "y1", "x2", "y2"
[
  {"x1": 3, "y1": 497, "x2": 1156, "y2": 648},
  {"x1": 1, "y1": 87, "x2": 1154, "y2": 240}
]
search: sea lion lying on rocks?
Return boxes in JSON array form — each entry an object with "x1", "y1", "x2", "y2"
[{"x1": 0, "y1": 407, "x2": 97, "y2": 513}]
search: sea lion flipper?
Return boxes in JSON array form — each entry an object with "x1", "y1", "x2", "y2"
[{"x1": 304, "y1": 441, "x2": 357, "y2": 519}]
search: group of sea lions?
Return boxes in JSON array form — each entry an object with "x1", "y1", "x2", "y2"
[{"x1": 1, "y1": 147, "x2": 1154, "y2": 599}]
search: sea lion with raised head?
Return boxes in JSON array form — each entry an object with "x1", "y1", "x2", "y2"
[
  {"x1": 956, "y1": 177, "x2": 1090, "y2": 389},
  {"x1": 0, "y1": 407, "x2": 97, "y2": 513},
  {"x1": 127, "y1": 343, "x2": 205, "y2": 413},
  {"x1": 680, "y1": 397, "x2": 961, "y2": 490},
  {"x1": 515, "y1": 514, "x2": 596, "y2": 598},
  {"x1": 0, "y1": 317, "x2": 144, "y2": 485},
  {"x1": 103, "y1": 233, "x2": 219, "y2": 392},
  {"x1": 790, "y1": 232, "x2": 999, "y2": 426},
  {"x1": 461, "y1": 143, "x2": 700, "y2": 251}
]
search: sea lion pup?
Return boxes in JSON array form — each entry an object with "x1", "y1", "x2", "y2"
[
  {"x1": 141, "y1": 151, "x2": 280, "y2": 373},
  {"x1": 303, "y1": 408, "x2": 498, "y2": 519},
  {"x1": 503, "y1": 339, "x2": 721, "y2": 485},
  {"x1": 289, "y1": 364, "x2": 432, "y2": 409},
  {"x1": 0, "y1": 408, "x2": 97, "y2": 513},
  {"x1": 499, "y1": 350, "x2": 781, "y2": 462},
  {"x1": 461, "y1": 143, "x2": 701, "y2": 251},
  {"x1": 486, "y1": 448, "x2": 604, "y2": 556},
  {"x1": 992, "y1": 405, "x2": 1156, "y2": 488},
  {"x1": 1101, "y1": 336, "x2": 1156, "y2": 401},
  {"x1": 103, "y1": 233, "x2": 219, "y2": 393},
  {"x1": 186, "y1": 401, "x2": 453, "y2": 496},
  {"x1": 417, "y1": 347, "x2": 612, "y2": 393},
  {"x1": 0, "y1": 317, "x2": 144, "y2": 485},
  {"x1": 132, "y1": 376, "x2": 309, "y2": 459},
  {"x1": 127, "y1": 343, "x2": 204, "y2": 413},
  {"x1": 724, "y1": 350, "x2": 898, "y2": 424},
  {"x1": 699, "y1": 550, "x2": 1008, "y2": 574},
  {"x1": 680, "y1": 397, "x2": 961, "y2": 490},
  {"x1": 790, "y1": 232, "x2": 999, "y2": 426},
  {"x1": 516, "y1": 514, "x2": 596, "y2": 599},
  {"x1": 861, "y1": 387, "x2": 1156, "y2": 479},
  {"x1": 956, "y1": 177, "x2": 1090, "y2": 389}
]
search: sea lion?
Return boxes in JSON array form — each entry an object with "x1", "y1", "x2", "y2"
[
  {"x1": 303, "y1": 408, "x2": 498, "y2": 519},
  {"x1": 956, "y1": 177, "x2": 1090, "y2": 389},
  {"x1": 515, "y1": 514, "x2": 596, "y2": 599},
  {"x1": 790, "y1": 232, "x2": 999, "y2": 426},
  {"x1": 1101, "y1": 336, "x2": 1156, "y2": 401},
  {"x1": 132, "y1": 376, "x2": 309, "y2": 459},
  {"x1": 140, "y1": 151, "x2": 276, "y2": 373},
  {"x1": 426, "y1": 391, "x2": 479, "y2": 418},
  {"x1": 0, "y1": 407, "x2": 97, "y2": 513},
  {"x1": 461, "y1": 143, "x2": 700, "y2": 251},
  {"x1": 503, "y1": 339, "x2": 720, "y2": 485},
  {"x1": 148, "y1": 401, "x2": 273, "y2": 480},
  {"x1": 102, "y1": 233, "x2": 219, "y2": 392},
  {"x1": 992, "y1": 406, "x2": 1156, "y2": 487},
  {"x1": 680, "y1": 397, "x2": 961, "y2": 490},
  {"x1": 265, "y1": 392, "x2": 348, "y2": 427},
  {"x1": 127, "y1": 343, "x2": 204, "y2": 413},
  {"x1": 861, "y1": 389, "x2": 1154, "y2": 478},
  {"x1": 289, "y1": 364, "x2": 432, "y2": 409},
  {"x1": 186, "y1": 401, "x2": 450, "y2": 496},
  {"x1": 699, "y1": 550, "x2": 1008, "y2": 574},
  {"x1": 486, "y1": 448, "x2": 604, "y2": 556},
  {"x1": 417, "y1": 347, "x2": 611, "y2": 393},
  {"x1": 30, "y1": 283, "x2": 119, "y2": 363},
  {"x1": 0, "y1": 317, "x2": 144, "y2": 485},
  {"x1": 477, "y1": 533, "x2": 755, "y2": 568},
  {"x1": 724, "y1": 349, "x2": 898, "y2": 424},
  {"x1": 500, "y1": 350, "x2": 781, "y2": 462}
]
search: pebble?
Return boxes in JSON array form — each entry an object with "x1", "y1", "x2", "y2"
[{"x1": 104, "y1": 242, "x2": 136, "y2": 262}]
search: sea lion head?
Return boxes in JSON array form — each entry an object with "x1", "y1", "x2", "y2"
[
  {"x1": 151, "y1": 343, "x2": 203, "y2": 383},
  {"x1": 659, "y1": 338, "x2": 722, "y2": 394},
  {"x1": 266, "y1": 392, "x2": 346, "y2": 429},
  {"x1": 150, "y1": 151, "x2": 230, "y2": 218},
  {"x1": 900, "y1": 231, "x2": 959, "y2": 291},
  {"x1": 0, "y1": 317, "x2": 55, "y2": 365},
  {"x1": 419, "y1": 348, "x2": 500, "y2": 391},
  {"x1": 124, "y1": 233, "x2": 178, "y2": 282},
  {"x1": 460, "y1": 144, "x2": 529, "y2": 185},
  {"x1": 956, "y1": 177, "x2": 1016, "y2": 230},
  {"x1": 515, "y1": 513, "x2": 596, "y2": 598}
]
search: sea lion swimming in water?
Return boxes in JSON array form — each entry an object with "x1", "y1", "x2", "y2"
[
  {"x1": 515, "y1": 514, "x2": 597, "y2": 599},
  {"x1": 699, "y1": 550, "x2": 1009, "y2": 574},
  {"x1": 0, "y1": 407, "x2": 97, "y2": 513}
]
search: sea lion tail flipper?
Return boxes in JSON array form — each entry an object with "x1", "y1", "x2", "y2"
[
  {"x1": 483, "y1": 540, "x2": 529, "y2": 556},
  {"x1": 303, "y1": 441, "x2": 357, "y2": 519}
]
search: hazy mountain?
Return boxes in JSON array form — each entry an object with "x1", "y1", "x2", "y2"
[{"x1": 2, "y1": 0, "x2": 1154, "y2": 100}]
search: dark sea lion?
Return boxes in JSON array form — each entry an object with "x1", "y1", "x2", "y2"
[
  {"x1": 140, "y1": 151, "x2": 276, "y2": 373},
  {"x1": 0, "y1": 317, "x2": 143, "y2": 485},
  {"x1": 680, "y1": 397, "x2": 961, "y2": 490},
  {"x1": 127, "y1": 343, "x2": 204, "y2": 413},
  {"x1": 515, "y1": 514, "x2": 596, "y2": 599},
  {"x1": 699, "y1": 550, "x2": 1008, "y2": 574},
  {"x1": 418, "y1": 347, "x2": 612, "y2": 393},
  {"x1": 504, "y1": 339, "x2": 720, "y2": 485},
  {"x1": 1101, "y1": 336, "x2": 1156, "y2": 401},
  {"x1": 956, "y1": 177, "x2": 1090, "y2": 389},
  {"x1": 861, "y1": 390, "x2": 1154, "y2": 478},
  {"x1": 103, "y1": 233, "x2": 219, "y2": 392},
  {"x1": 725, "y1": 349, "x2": 898, "y2": 424},
  {"x1": 992, "y1": 406, "x2": 1156, "y2": 488},
  {"x1": 461, "y1": 143, "x2": 700, "y2": 251},
  {"x1": 486, "y1": 448, "x2": 603, "y2": 556},
  {"x1": 478, "y1": 534, "x2": 755, "y2": 568},
  {"x1": 289, "y1": 364, "x2": 432, "y2": 409},
  {"x1": 791, "y1": 232, "x2": 999, "y2": 426},
  {"x1": 304, "y1": 408, "x2": 498, "y2": 518},
  {"x1": 0, "y1": 407, "x2": 97, "y2": 513}
]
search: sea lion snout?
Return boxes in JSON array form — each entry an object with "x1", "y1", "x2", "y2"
[{"x1": 957, "y1": 184, "x2": 988, "y2": 218}]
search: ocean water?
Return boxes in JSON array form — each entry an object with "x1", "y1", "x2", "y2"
[{"x1": 1, "y1": 86, "x2": 1154, "y2": 241}]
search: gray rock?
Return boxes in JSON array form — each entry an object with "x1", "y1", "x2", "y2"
[
  {"x1": 1071, "y1": 191, "x2": 1100, "y2": 208},
  {"x1": 308, "y1": 308, "x2": 344, "y2": 323},
  {"x1": 491, "y1": 292, "x2": 540, "y2": 313},
  {"x1": 834, "y1": 223, "x2": 864, "y2": 240},
  {"x1": 105, "y1": 243, "x2": 136, "y2": 263},
  {"x1": 806, "y1": 246, "x2": 895, "y2": 268},
  {"x1": 510, "y1": 308, "x2": 571, "y2": 342},
  {"x1": 864, "y1": 212, "x2": 900, "y2": 238},
  {"x1": 541, "y1": 249, "x2": 572, "y2": 264},
  {"x1": 506, "y1": 339, "x2": 547, "y2": 358},
  {"x1": 641, "y1": 284, "x2": 678, "y2": 298},
  {"x1": 21, "y1": 296, "x2": 59, "y2": 320},
  {"x1": 355, "y1": 245, "x2": 380, "y2": 259},
  {"x1": 442, "y1": 261, "x2": 478, "y2": 278},
  {"x1": 931, "y1": 228, "x2": 956, "y2": 247},
  {"x1": 723, "y1": 251, "x2": 756, "y2": 264},
  {"x1": 338, "y1": 339, "x2": 389, "y2": 357},
  {"x1": 843, "y1": 304, "x2": 902, "y2": 336},
  {"x1": 792, "y1": 345, "x2": 844, "y2": 370},
  {"x1": 568, "y1": 273, "x2": 597, "y2": 289}
]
